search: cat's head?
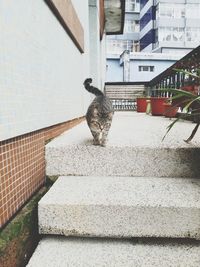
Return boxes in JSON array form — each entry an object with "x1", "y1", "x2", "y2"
[{"x1": 89, "y1": 109, "x2": 113, "y2": 132}]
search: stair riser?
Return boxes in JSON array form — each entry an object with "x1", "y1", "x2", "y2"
[
  {"x1": 26, "y1": 237, "x2": 200, "y2": 267},
  {"x1": 39, "y1": 205, "x2": 200, "y2": 239},
  {"x1": 46, "y1": 147, "x2": 200, "y2": 177}
]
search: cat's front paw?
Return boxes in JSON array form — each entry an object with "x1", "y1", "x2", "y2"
[
  {"x1": 101, "y1": 140, "x2": 107, "y2": 147},
  {"x1": 93, "y1": 139, "x2": 100, "y2": 146}
]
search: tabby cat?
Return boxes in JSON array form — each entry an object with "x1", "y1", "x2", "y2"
[{"x1": 83, "y1": 78, "x2": 114, "y2": 146}]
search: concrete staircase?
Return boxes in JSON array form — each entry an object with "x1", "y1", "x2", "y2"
[{"x1": 27, "y1": 112, "x2": 200, "y2": 266}]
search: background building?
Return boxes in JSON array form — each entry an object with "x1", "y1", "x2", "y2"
[
  {"x1": 107, "y1": 0, "x2": 140, "y2": 54},
  {"x1": 106, "y1": 0, "x2": 200, "y2": 82},
  {"x1": 107, "y1": 50, "x2": 181, "y2": 82},
  {"x1": 140, "y1": 0, "x2": 200, "y2": 53}
]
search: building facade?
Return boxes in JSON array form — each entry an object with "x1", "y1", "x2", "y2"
[
  {"x1": 106, "y1": 0, "x2": 200, "y2": 82},
  {"x1": 106, "y1": 0, "x2": 140, "y2": 54},
  {"x1": 106, "y1": 51, "x2": 182, "y2": 82},
  {"x1": 0, "y1": 0, "x2": 124, "y2": 228},
  {"x1": 140, "y1": 0, "x2": 200, "y2": 53}
]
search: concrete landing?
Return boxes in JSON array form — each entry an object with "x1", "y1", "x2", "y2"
[
  {"x1": 46, "y1": 112, "x2": 200, "y2": 177},
  {"x1": 27, "y1": 236, "x2": 200, "y2": 267},
  {"x1": 39, "y1": 176, "x2": 200, "y2": 239}
]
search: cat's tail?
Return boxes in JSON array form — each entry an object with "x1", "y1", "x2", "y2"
[{"x1": 83, "y1": 78, "x2": 104, "y2": 96}]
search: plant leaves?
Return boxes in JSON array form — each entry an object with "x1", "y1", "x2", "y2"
[
  {"x1": 161, "y1": 88, "x2": 196, "y2": 98},
  {"x1": 183, "y1": 96, "x2": 200, "y2": 110},
  {"x1": 159, "y1": 68, "x2": 200, "y2": 140},
  {"x1": 162, "y1": 118, "x2": 180, "y2": 141},
  {"x1": 173, "y1": 68, "x2": 200, "y2": 79}
]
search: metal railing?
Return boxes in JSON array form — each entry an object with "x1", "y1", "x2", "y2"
[
  {"x1": 111, "y1": 99, "x2": 136, "y2": 111},
  {"x1": 105, "y1": 82, "x2": 148, "y2": 111},
  {"x1": 149, "y1": 45, "x2": 200, "y2": 91}
]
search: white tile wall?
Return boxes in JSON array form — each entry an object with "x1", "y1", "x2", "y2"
[{"x1": 0, "y1": 0, "x2": 93, "y2": 141}]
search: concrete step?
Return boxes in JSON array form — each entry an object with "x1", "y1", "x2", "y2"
[
  {"x1": 45, "y1": 112, "x2": 200, "y2": 177},
  {"x1": 27, "y1": 236, "x2": 200, "y2": 267},
  {"x1": 39, "y1": 176, "x2": 200, "y2": 239}
]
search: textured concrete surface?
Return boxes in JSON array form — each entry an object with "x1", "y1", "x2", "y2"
[
  {"x1": 27, "y1": 236, "x2": 200, "y2": 267},
  {"x1": 46, "y1": 112, "x2": 200, "y2": 177},
  {"x1": 39, "y1": 176, "x2": 200, "y2": 239}
]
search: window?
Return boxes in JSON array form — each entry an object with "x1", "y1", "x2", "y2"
[
  {"x1": 135, "y1": 20, "x2": 140, "y2": 32},
  {"x1": 156, "y1": 26, "x2": 200, "y2": 44},
  {"x1": 186, "y1": 4, "x2": 200, "y2": 19},
  {"x1": 155, "y1": 29, "x2": 158, "y2": 43},
  {"x1": 133, "y1": 41, "x2": 140, "y2": 52},
  {"x1": 106, "y1": 39, "x2": 136, "y2": 53},
  {"x1": 126, "y1": 0, "x2": 140, "y2": 12},
  {"x1": 139, "y1": 66, "x2": 155, "y2": 72},
  {"x1": 159, "y1": 27, "x2": 184, "y2": 43},
  {"x1": 124, "y1": 20, "x2": 139, "y2": 33},
  {"x1": 186, "y1": 27, "x2": 200, "y2": 42},
  {"x1": 158, "y1": 3, "x2": 185, "y2": 19},
  {"x1": 156, "y1": 4, "x2": 159, "y2": 19}
]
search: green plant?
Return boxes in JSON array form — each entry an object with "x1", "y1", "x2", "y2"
[{"x1": 161, "y1": 69, "x2": 200, "y2": 142}]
